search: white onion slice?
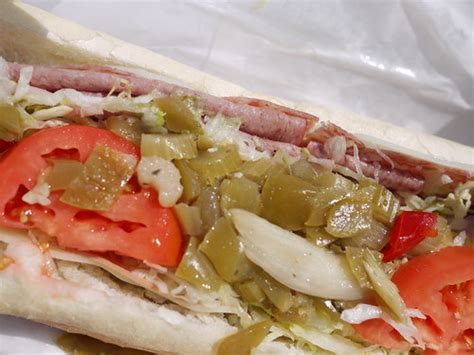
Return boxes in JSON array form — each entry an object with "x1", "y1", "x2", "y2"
[{"x1": 230, "y1": 209, "x2": 366, "y2": 300}]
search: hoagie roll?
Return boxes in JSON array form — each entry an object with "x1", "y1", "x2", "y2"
[{"x1": 0, "y1": 1, "x2": 473, "y2": 354}]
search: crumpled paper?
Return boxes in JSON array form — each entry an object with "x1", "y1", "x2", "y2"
[{"x1": 1, "y1": 0, "x2": 473, "y2": 353}]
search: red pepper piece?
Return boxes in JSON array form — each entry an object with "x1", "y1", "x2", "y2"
[{"x1": 382, "y1": 211, "x2": 437, "y2": 262}]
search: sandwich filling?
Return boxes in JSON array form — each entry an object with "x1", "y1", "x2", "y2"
[{"x1": 0, "y1": 58, "x2": 473, "y2": 354}]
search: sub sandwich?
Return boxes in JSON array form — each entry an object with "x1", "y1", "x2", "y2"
[{"x1": 0, "y1": 1, "x2": 473, "y2": 354}]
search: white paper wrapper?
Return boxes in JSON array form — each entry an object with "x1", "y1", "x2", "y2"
[
  {"x1": 0, "y1": 315, "x2": 61, "y2": 354},
  {"x1": 1, "y1": 0, "x2": 473, "y2": 353}
]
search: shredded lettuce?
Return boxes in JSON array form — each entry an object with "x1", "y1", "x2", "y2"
[
  {"x1": 264, "y1": 325, "x2": 295, "y2": 343},
  {"x1": 341, "y1": 303, "x2": 425, "y2": 348},
  {"x1": 102, "y1": 94, "x2": 146, "y2": 113},
  {"x1": 128, "y1": 265, "x2": 244, "y2": 315},
  {"x1": 290, "y1": 324, "x2": 364, "y2": 353},
  {"x1": 31, "y1": 105, "x2": 73, "y2": 121},
  {"x1": 401, "y1": 181, "x2": 474, "y2": 230},
  {"x1": 341, "y1": 303, "x2": 425, "y2": 324},
  {"x1": 333, "y1": 165, "x2": 362, "y2": 181},
  {"x1": 0, "y1": 58, "x2": 14, "y2": 101},
  {"x1": 324, "y1": 136, "x2": 346, "y2": 163},
  {"x1": 33, "y1": 119, "x2": 68, "y2": 130},
  {"x1": 203, "y1": 116, "x2": 270, "y2": 161},
  {"x1": 374, "y1": 145, "x2": 395, "y2": 170},
  {"x1": 351, "y1": 144, "x2": 363, "y2": 177},
  {"x1": 445, "y1": 181, "x2": 474, "y2": 229},
  {"x1": 24, "y1": 88, "x2": 103, "y2": 116},
  {"x1": 13, "y1": 66, "x2": 33, "y2": 101},
  {"x1": 136, "y1": 267, "x2": 243, "y2": 314},
  {"x1": 142, "y1": 107, "x2": 166, "y2": 132},
  {"x1": 307, "y1": 154, "x2": 336, "y2": 170}
]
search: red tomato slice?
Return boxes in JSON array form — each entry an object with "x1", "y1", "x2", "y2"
[
  {"x1": 0, "y1": 125, "x2": 183, "y2": 266},
  {"x1": 354, "y1": 247, "x2": 474, "y2": 353},
  {"x1": 0, "y1": 139, "x2": 13, "y2": 154}
]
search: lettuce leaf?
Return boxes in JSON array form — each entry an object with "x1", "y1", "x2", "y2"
[{"x1": 401, "y1": 181, "x2": 474, "y2": 230}]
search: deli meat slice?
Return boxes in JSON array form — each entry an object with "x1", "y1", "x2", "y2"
[
  {"x1": 307, "y1": 141, "x2": 424, "y2": 192},
  {"x1": 225, "y1": 96, "x2": 319, "y2": 128},
  {"x1": 201, "y1": 97, "x2": 310, "y2": 146},
  {"x1": 8, "y1": 63, "x2": 310, "y2": 146},
  {"x1": 8, "y1": 62, "x2": 472, "y2": 193},
  {"x1": 307, "y1": 140, "x2": 472, "y2": 193},
  {"x1": 239, "y1": 132, "x2": 303, "y2": 158}
]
